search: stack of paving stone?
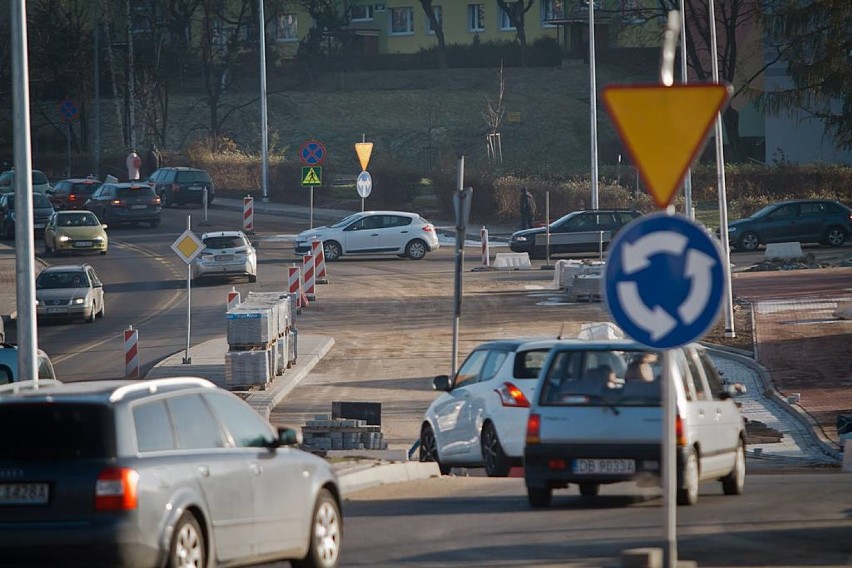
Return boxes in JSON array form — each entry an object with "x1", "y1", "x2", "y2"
[{"x1": 301, "y1": 414, "x2": 385, "y2": 452}]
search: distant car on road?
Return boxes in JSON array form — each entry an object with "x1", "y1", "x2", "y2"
[
  {"x1": 509, "y1": 209, "x2": 641, "y2": 259},
  {"x1": 0, "y1": 192, "x2": 55, "y2": 239},
  {"x1": 83, "y1": 182, "x2": 162, "y2": 227},
  {"x1": 193, "y1": 230, "x2": 258, "y2": 283},
  {"x1": 147, "y1": 166, "x2": 214, "y2": 207},
  {"x1": 0, "y1": 377, "x2": 343, "y2": 568},
  {"x1": 723, "y1": 199, "x2": 852, "y2": 251},
  {"x1": 47, "y1": 176, "x2": 102, "y2": 210},
  {"x1": 35, "y1": 263, "x2": 105, "y2": 323},
  {"x1": 0, "y1": 169, "x2": 51, "y2": 195},
  {"x1": 43, "y1": 210, "x2": 109, "y2": 255},
  {"x1": 294, "y1": 210, "x2": 440, "y2": 261},
  {"x1": 420, "y1": 338, "x2": 559, "y2": 477}
]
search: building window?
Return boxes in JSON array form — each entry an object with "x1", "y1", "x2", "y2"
[
  {"x1": 351, "y1": 5, "x2": 374, "y2": 21},
  {"x1": 499, "y1": 3, "x2": 518, "y2": 30},
  {"x1": 468, "y1": 3, "x2": 485, "y2": 32},
  {"x1": 275, "y1": 14, "x2": 298, "y2": 42},
  {"x1": 426, "y1": 5, "x2": 443, "y2": 34},
  {"x1": 390, "y1": 7, "x2": 414, "y2": 35},
  {"x1": 542, "y1": 0, "x2": 565, "y2": 26}
]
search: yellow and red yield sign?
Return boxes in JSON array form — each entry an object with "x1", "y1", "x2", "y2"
[{"x1": 602, "y1": 84, "x2": 732, "y2": 209}]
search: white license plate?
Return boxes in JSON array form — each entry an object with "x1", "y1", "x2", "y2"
[
  {"x1": 74, "y1": 241, "x2": 92, "y2": 247},
  {"x1": 214, "y1": 255, "x2": 234, "y2": 261},
  {"x1": 188, "y1": 185, "x2": 201, "y2": 191},
  {"x1": 0, "y1": 483, "x2": 49, "y2": 505},
  {"x1": 573, "y1": 459, "x2": 635, "y2": 475},
  {"x1": 130, "y1": 204, "x2": 148, "y2": 209},
  {"x1": 47, "y1": 307, "x2": 67, "y2": 314}
]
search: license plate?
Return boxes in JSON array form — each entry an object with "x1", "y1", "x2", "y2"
[
  {"x1": 74, "y1": 241, "x2": 92, "y2": 247},
  {"x1": 214, "y1": 255, "x2": 234, "y2": 261},
  {"x1": 0, "y1": 483, "x2": 49, "y2": 505},
  {"x1": 188, "y1": 185, "x2": 201, "y2": 191},
  {"x1": 130, "y1": 204, "x2": 148, "y2": 209},
  {"x1": 47, "y1": 307, "x2": 67, "y2": 314},
  {"x1": 34, "y1": 223, "x2": 45, "y2": 229},
  {"x1": 573, "y1": 459, "x2": 635, "y2": 475}
]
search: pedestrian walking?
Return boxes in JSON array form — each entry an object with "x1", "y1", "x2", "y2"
[
  {"x1": 144, "y1": 143, "x2": 162, "y2": 179},
  {"x1": 126, "y1": 150, "x2": 141, "y2": 181},
  {"x1": 519, "y1": 186, "x2": 536, "y2": 229}
]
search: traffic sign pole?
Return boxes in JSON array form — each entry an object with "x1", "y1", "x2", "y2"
[{"x1": 183, "y1": 215, "x2": 192, "y2": 364}]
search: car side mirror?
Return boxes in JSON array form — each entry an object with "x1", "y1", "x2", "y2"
[
  {"x1": 433, "y1": 374, "x2": 451, "y2": 392},
  {"x1": 101, "y1": 224, "x2": 108, "y2": 230},
  {"x1": 276, "y1": 426, "x2": 301, "y2": 447}
]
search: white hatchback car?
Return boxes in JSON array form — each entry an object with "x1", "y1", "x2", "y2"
[
  {"x1": 294, "y1": 211, "x2": 439, "y2": 261},
  {"x1": 524, "y1": 339, "x2": 747, "y2": 508},
  {"x1": 419, "y1": 338, "x2": 558, "y2": 477},
  {"x1": 193, "y1": 230, "x2": 257, "y2": 283}
]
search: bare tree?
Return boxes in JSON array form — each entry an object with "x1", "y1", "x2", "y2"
[
  {"x1": 417, "y1": 0, "x2": 448, "y2": 69},
  {"x1": 494, "y1": 0, "x2": 536, "y2": 67},
  {"x1": 483, "y1": 64, "x2": 506, "y2": 164}
]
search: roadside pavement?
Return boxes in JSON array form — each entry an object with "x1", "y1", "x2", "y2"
[{"x1": 1, "y1": 197, "x2": 847, "y2": 498}]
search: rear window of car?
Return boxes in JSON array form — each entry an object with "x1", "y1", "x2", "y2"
[
  {"x1": 0, "y1": 403, "x2": 115, "y2": 459},
  {"x1": 117, "y1": 186, "x2": 155, "y2": 198},
  {"x1": 204, "y1": 236, "x2": 245, "y2": 249},
  {"x1": 71, "y1": 182, "x2": 100, "y2": 194},
  {"x1": 176, "y1": 171, "x2": 211, "y2": 183},
  {"x1": 513, "y1": 348, "x2": 551, "y2": 379},
  {"x1": 4, "y1": 194, "x2": 52, "y2": 209}
]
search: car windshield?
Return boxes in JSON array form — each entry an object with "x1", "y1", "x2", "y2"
[
  {"x1": 37, "y1": 271, "x2": 90, "y2": 289},
  {"x1": 0, "y1": 403, "x2": 115, "y2": 459},
  {"x1": 204, "y1": 236, "x2": 245, "y2": 249},
  {"x1": 56, "y1": 212, "x2": 99, "y2": 227},
  {"x1": 4, "y1": 194, "x2": 52, "y2": 209},
  {"x1": 330, "y1": 213, "x2": 363, "y2": 229}
]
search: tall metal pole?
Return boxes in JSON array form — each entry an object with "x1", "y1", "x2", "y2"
[
  {"x1": 94, "y1": 12, "x2": 101, "y2": 176},
  {"x1": 258, "y1": 0, "x2": 270, "y2": 202},
  {"x1": 708, "y1": 0, "x2": 736, "y2": 338},
  {"x1": 11, "y1": 0, "x2": 39, "y2": 383},
  {"x1": 183, "y1": 215, "x2": 193, "y2": 364},
  {"x1": 589, "y1": 0, "x2": 600, "y2": 209},
  {"x1": 125, "y1": 0, "x2": 136, "y2": 150},
  {"x1": 450, "y1": 155, "x2": 464, "y2": 377},
  {"x1": 678, "y1": 0, "x2": 694, "y2": 219}
]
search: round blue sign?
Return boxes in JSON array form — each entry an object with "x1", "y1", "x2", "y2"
[
  {"x1": 299, "y1": 140, "x2": 326, "y2": 166},
  {"x1": 59, "y1": 97, "x2": 79, "y2": 122},
  {"x1": 603, "y1": 213, "x2": 725, "y2": 349}
]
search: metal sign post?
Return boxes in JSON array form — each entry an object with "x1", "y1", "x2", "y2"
[
  {"x1": 170, "y1": 216, "x2": 204, "y2": 365},
  {"x1": 450, "y1": 157, "x2": 472, "y2": 377}
]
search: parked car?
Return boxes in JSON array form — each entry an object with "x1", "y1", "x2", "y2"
[
  {"x1": 192, "y1": 230, "x2": 258, "y2": 283},
  {"x1": 723, "y1": 199, "x2": 852, "y2": 251},
  {"x1": 523, "y1": 339, "x2": 747, "y2": 508},
  {"x1": 48, "y1": 176, "x2": 102, "y2": 210},
  {"x1": 147, "y1": 166, "x2": 214, "y2": 207},
  {"x1": 0, "y1": 343, "x2": 57, "y2": 385},
  {"x1": 420, "y1": 338, "x2": 559, "y2": 477},
  {"x1": 294, "y1": 211, "x2": 440, "y2": 261},
  {"x1": 509, "y1": 209, "x2": 641, "y2": 259},
  {"x1": 43, "y1": 210, "x2": 109, "y2": 255},
  {"x1": 35, "y1": 263, "x2": 105, "y2": 323},
  {"x1": 84, "y1": 182, "x2": 161, "y2": 227},
  {"x1": 0, "y1": 169, "x2": 51, "y2": 195},
  {"x1": 0, "y1": 377, "x2": 343, "y2": 568},
  {"x1": 0, "y1": 192, "x2": 55, "y2": 239}
]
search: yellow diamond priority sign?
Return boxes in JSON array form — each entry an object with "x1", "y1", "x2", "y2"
[
  {"x1": 171, "y1": 229, "x2": 204, "y2": 265},
  {"x1": 602, "y1": 83, "x2": 731, "y2": 209}
]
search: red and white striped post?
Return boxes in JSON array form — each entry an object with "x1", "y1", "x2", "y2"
[
  {"x1": 227, "y1": 286, "x2": 240, "y2": 312},
  {"x1": 311, "y1": 239, "x2": 328, "y2": 284},
  {"x1": 480, "y1": 226, "x2": 490, "y2": 267},
  {"x1": 288, "y1": 265, "x2": 308, "y2": 311},
  {"x1": 242, "y1": 195, "x2": 254, "y2": 232},
  {"x1": 302, "y1": 254, "x2": 316, "y2": 301},
  {"x1": 124, "y1": 325, "x2": 139, "y2": 379}
]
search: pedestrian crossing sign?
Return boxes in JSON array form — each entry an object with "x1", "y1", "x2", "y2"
[{"x1": 301, "y1": 166, "x2": 322, "y2": 186}]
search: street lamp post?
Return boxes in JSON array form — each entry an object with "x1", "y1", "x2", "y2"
[{"x1": 258, "y1": 1, "x2": 270, "y2": 202}]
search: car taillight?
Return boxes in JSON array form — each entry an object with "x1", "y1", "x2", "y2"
[
  {"x1": 111, "y1": 199, "x2": 124, "y2": 206},
  {"x1": 152, "y1": 196, "x2": 161, "y2": 205},
  {"x1": 422, "y1": 224, "x2": 434, "y2": 232},
  {"x1": 495, "y1": 382, "x2": 530, "y2": 408},
  {"x1": 676, "y1": 414, "x2": 686, "y2": 447},
  {"x1": 526, "y1": 413, "x2": 541, "y2": 445},
  {"x1": 68, "y1": 194, "x2": 76, "y2": 201},
  {"x1": 95, "y1": 467, "x2": 139, "y2": 511},
  {"x1": 172, "y1": 183, "x2": 180, "y2": 193}
]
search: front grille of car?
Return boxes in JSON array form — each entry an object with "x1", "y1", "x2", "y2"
[{"x1": 44, "y1": 299, "x2": 67, "y2": 306}]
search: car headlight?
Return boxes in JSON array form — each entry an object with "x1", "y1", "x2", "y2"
[
  {"x1": 59, "y1": 235, "x2": 71, "y2": 242},
  {"x1": 72, "y1": 298, "x2": 85, "y2": 305},
  {"x1": 93, "y1": 236, "x2": 104, "y2": 242},
  {"x1": 727, "y1": 227, "x2": 737, "y2": 233},
  {"x1": 512, "y1": 235, "x2": 529, "y2": 243}
]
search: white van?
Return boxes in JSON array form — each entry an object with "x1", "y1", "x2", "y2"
[
  {"x1": 524, "y1": 339, "x2": 747, "y2": 507},
  {"x1": 0, "y1": 343, "x2": 57, "y2": 385}
]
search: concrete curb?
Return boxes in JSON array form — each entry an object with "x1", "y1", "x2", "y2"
[{"x1": 337, "y1": 461, "x2": 440, "y2": 497}]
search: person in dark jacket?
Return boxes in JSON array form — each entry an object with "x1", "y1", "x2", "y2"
[
  {"x1": 519, "y1": 186, "x2": 536, "y2": 229},
  {"x1": 145, "y1": 143, "x2": 162, "y2": 179}
]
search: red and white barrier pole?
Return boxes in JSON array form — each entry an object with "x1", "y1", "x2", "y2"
[
  {"x1": 124, "y1": 325, "x2": 139, "y2": 379},
  {"x1": 243, "y1": 195, "x2": 254, "y2": 232},
  {"x1": 288, "y1": 264, "x2": 307, "y2": 311},
  {"x1": 303, "y1": 254, "x2": 316, "y2": 301},
  {"x1": 481, "y1": 226, "x2": 490, "y2": 267},
  {"x1": 311, "y1": 239, "x2": 328, "y2": 284},
  {"x1": 227, "y1": 286, "x2": 240, "y2": 312}
]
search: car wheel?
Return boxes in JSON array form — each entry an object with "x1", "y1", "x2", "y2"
[
  {"x1": 527, "y1": 486, "x2": 552, "y2": 508},
  {"x1": 292, "y1": 488, "x2": 341, "y2": 568},
  {"x1": 167, "y1": 512, "x2": 205, "y2": 568},
  {"x1": 86, "y1": 304, "x2": 96, "y2": 324},
  {"x1": 481, "y1": 422, "x2": 511, "y2": 477},
  {"x1": 824, "y1": 226, "x2": 846, "y2": 247},
  {"x1": 100, "y1": 250, "x2": 107, "y2": 255},
  {"x1": 721, "y1": 440, "x2": 746, "y2": 496},
  {"x1": 677, "y1": 449, "x2": 700, "y2": 506},
  {"x1": 323, "y1": 241, "x2": 342, "y2": 262},
  {"x1": 248, "y1": 273, "x2": 257, "y2": 283},
  {"x1": 44, "y1": 239, "x2": 53, "y2": 256},
  {"x1": 419, "y1": 424, "x2": 450, "y2": 475},
  {"x1": 162, "y1": 191, "x2": 173, "y2": 208},
  {"x1": 97, "y1": 299, "x2": 105, "y2": 319},
  {"x1": 528, "y1": 247, "x2": 543, "y2": 260},
  {"x1": 579, "y1": 483, "x2": 600, "y2": 497},
  {"x1": 405, "y1": 239, "x2": 427, "y2": 260},
  {"x1": 738, "y1": 231, "x2": 760, "y2": 252}
]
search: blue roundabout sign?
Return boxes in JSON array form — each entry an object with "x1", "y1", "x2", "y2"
[{"x1": 604, "y1": 213, "x2": 725, "y2": 349}]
